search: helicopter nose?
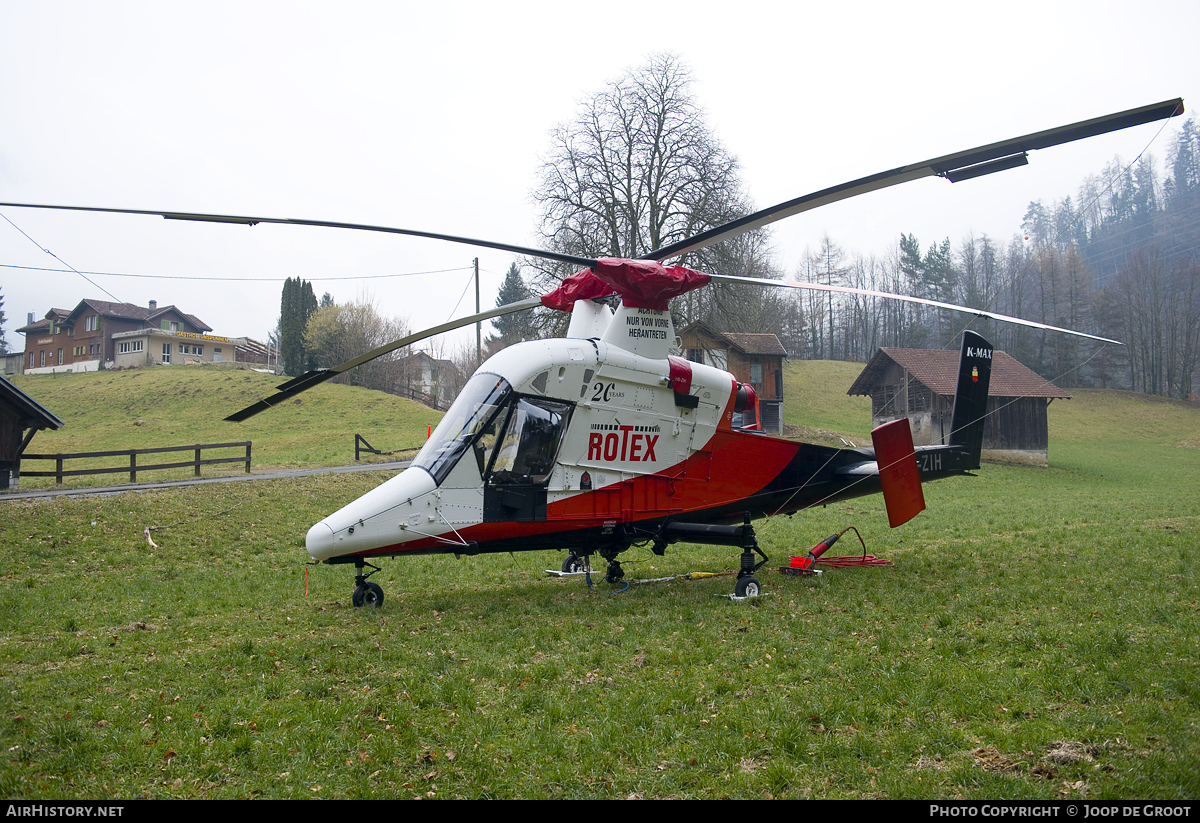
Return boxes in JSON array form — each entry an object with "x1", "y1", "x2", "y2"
[{"x1": 306, "y1": 521, "x2": 336, "y2": 563}]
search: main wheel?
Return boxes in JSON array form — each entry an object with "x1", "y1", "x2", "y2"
[
  {"x1": 734, "y1": 576, "x2": 761, "y2": 598},
  {"x1": 352, "y1": 581, "x2": 385, "y2": 608},
  {"x1": 561, "y1": 555, "x2": 584, "y2": 574}
]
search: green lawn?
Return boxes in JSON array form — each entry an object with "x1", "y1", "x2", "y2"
[{"x1": 1, "y1": 364, "x2": 1197, "y2": 798}]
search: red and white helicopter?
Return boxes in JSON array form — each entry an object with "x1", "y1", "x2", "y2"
[{"x1": 3, "y1": 98, "x2": 1183, "y2": 604}]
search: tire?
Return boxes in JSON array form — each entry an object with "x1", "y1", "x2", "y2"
[
  {"x1": 734, "y1": 576, "x2": 761, "y2": 598},
  {"x1": 352, "y1": 581, "x2": 385, "y2": 608},
  {"x1": 561, "y1": 555, "x2": 583, "y2": 574}
]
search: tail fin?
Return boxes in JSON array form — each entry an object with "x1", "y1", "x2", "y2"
[{"x1": 948, "y1": 330, "x2": 993, "y2": 468}]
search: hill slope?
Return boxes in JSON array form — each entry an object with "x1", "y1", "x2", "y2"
[{"x1": 9, "y1": 366, "x2": 440, "y2": 484}]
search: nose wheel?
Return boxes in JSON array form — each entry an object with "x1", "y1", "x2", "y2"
[{"x1": 352, "y1": 560, "x2": 384, "y2": 608}]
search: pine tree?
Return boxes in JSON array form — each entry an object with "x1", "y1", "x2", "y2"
[
  {"x1": 486, "y1": 263, "x2": 536, "y2": 351},
  {"x1": 280, "y1": 277, "x2": 318, "y2": 376}
]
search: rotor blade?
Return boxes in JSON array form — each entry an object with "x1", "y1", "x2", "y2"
[
  {"x1": 644, "y1": 98, "x2": 1184, "y2": 262},
  {"x1": 0, "y1": 201, "x2": 598, "y2": 270},
  {"x1": 707, "y1": 273, "x2": 1123, "y2": 345},
  {"x1": 225, "y1": 296, "x2": 543, "y2": 422}
]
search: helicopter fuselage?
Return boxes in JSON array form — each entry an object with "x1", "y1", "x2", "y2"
[{"x1": 305, "y1": 307, "x2": 987, "y2": 566}]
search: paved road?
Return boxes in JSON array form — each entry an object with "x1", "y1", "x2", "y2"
[{"x1": 0, "y1": 460, "x2": 412, "y2": 501}]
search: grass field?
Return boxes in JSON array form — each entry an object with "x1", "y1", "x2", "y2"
[
  {"x1": 1, "y1": 364, "x2": 1197, "y2": 799},
  {"x1": 8, "y1": 366, "x2": 439, "y2": 486}
]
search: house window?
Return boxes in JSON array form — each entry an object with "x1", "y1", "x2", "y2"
[
  {"x1": 161, "y1": 320, "x2": 169, "y2": 330},
  {"x1": 170, "y1": 321, "x2": 180, "y2": 333},
  {"x1": 40, "y1": 351, "x2": 45, "y2": 367},
  {"x1": 750, "y1": 362, "x2": 763, "y2": 387},
  {"x1": 30, "y1": 353, "x2": 35, "y2": 368},
  {"x1": 58, "y1": 348, "x2": 63, "y2": 364},
  {"x1": 85, "y1": 315, "x2": 99, "y2": 332},
  {"x1": 162, "y1": 344, "x2": 171, "y2": 364}
]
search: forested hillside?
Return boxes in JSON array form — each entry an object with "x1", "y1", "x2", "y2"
[{"x1": 782, "y1": 116, "x2": 1200, "y2": 401}]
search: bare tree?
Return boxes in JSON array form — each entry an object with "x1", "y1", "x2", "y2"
[
  {"x1": 303, "y1": 298, "x2": 409, "y2": 394},
  {"x1": 532, "y1": 53, "x2": 779, "y2": 333}
]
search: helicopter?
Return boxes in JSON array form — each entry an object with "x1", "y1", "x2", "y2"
[{"x1": 2, "y1": 98, "x2": 1183, "y2": 604}]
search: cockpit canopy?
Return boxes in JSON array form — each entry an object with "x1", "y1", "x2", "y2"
[{"x1": 411, "y1": 372, "x2": 572, "y2": 487}]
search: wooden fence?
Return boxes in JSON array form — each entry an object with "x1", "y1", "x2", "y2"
[{"x1": 21, "y1": 441, "x2": 252, "y2": 484}]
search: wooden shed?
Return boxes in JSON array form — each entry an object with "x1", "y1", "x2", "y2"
[
  {"x1": 676, "y1": 323, "x2": 787, "y2": 434},
  {"x1": 0, "y1": 377, "x2": 65, "y2": 490},
  {"x1": 847, "y1": 346, "x2": 1069, "y2": 466}
]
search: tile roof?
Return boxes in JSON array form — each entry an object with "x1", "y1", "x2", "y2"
[
  {"x1": 68, "y1": 299, "x2": 212, "y2": 332},
  {"x1": 678, "y1": 323, "x2": 788, "y2": 357},
  {"x1": 848, "y1": 347, "x2": 1070, "y2": 398},
  {"x1": 721, "y1": 333, "x2": 789, "y2": 357}
]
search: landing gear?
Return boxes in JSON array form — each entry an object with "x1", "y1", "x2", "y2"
[
  {"x1": 653, "y1": 512, "x2": 768, "y2": 598},
  {"x1": 353, "y1": 581, "x2": 384, "y2": 608},
  {"x1": 352, "y1": 559, "x2": 384, "y2": 608},
  {"x1": 734, "y1": 576, "x2": 761, "y2": 598},
  {"x1": 561, "y1": 554, "x2": 584, "y2": 574},
  {"x1": 734, "y1": 514, "x2": 768, "y2": 599},
  {"x1": 605, "y1": 559, "x2": 625, "y2": 585},
  {"x1": 597, "y1": 547, "x2": 625, "y2": 585}
]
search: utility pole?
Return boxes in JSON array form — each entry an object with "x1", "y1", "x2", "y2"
[{"x1": 474, "y1": 257, "x2": 481, "y2": 366}]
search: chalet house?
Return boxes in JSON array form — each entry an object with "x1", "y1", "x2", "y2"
[
  {"x1": 399, "y1": 351, "x2": 463, "y2": 410},
  {"x1": 16, "y1": 299, "x2": 275, "y2": 372},
  {"x1": 676, "y1": 323, "x2": 787, "y2": 434},
  {"x1": 18, "y1": 299, "x2": 211, "y2": 374},
  {"x1": 847, "y1": 346, "x2": 1070, "y2": 466}
]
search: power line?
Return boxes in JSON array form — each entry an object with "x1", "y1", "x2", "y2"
[
  {"x1": 0, "y1": 262, "x2": 473, "y2": 282},
  {"x1": 0, "y1": 213, "x2": 123, "y2": 303}
]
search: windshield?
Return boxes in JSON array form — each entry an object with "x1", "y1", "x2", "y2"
[{"x1": 412, "y1": 373, "x2": 511, "y2": 485}]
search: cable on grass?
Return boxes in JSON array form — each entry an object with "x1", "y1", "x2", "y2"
[
  {"x1": 810, "y1": 526, "x2": 893, "y2": 568},
  {"x1": 143, "y1": 501, "x2": 244, "y2": 544}
]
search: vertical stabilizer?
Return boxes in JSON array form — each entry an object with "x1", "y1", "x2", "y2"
[
  {"x1": 948, "y1": 331, "x2": 993, "y2": 468},
  {"x1": 566, "y1": 298, "x2": 614, "y2": 339},
  {"x1": 872, "y1": 418, "x2": 926, "y2": 527}
]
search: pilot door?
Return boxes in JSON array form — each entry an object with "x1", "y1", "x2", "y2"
[{"x1": 480, "y1": 397, "x2": 573, "y2": 522}]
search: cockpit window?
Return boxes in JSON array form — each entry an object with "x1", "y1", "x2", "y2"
[{"x1": 412, "y1": 373, "x2": 511, "y2": 485}]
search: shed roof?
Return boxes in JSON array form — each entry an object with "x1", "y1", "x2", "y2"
[
  {"x1": 0, "y1": 377, "x2": 65, "y2": 431},
  {"x1": 848, "y1": 347, "x2": 1070, "y2": 399},
  {"x1": 678, "y1": 323, "x2": 787, "y2": 357}
]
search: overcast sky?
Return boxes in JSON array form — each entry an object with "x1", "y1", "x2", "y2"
[{"x1": 2, "y1": 0, "x2": 1195, "y2": 356}]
